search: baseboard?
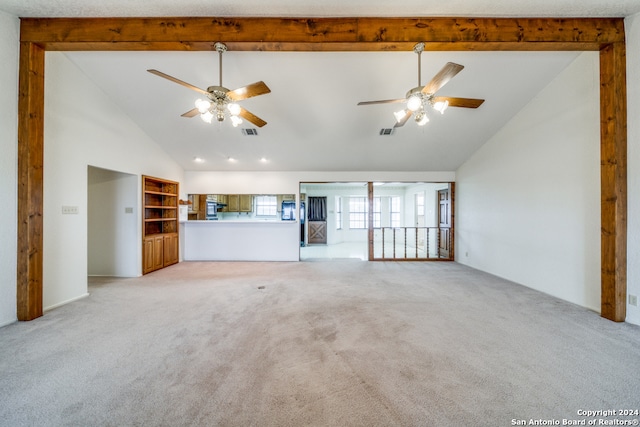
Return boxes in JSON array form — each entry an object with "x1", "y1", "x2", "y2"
[
  {"x1": 88, "y1": 275, "x2": 142, "y2": 279},
  {"x1": 0, "y1": 318, "x2": 17, "y2": 328},
  {"x1": 44, "y1": 293, "x2": 90, "y2": 312}
]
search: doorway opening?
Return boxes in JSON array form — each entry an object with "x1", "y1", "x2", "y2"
[
  {"x1": 300, "y1": 183, "x2": 368, "y2": 261},
  {"x1": 299, "y1": 182, "x2": 454, "y2": 261},
  {"x1": 87, "y1": 166, "x2": 138, "y2": 278}
]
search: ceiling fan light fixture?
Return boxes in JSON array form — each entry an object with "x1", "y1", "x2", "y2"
[
  {"x1": 394, "y1": 109, "x2": 408, "y2": 123},
  {"x1": 433, "y1": 100, "x2": 449, "y2": 114},
  {"x1": 195, "y1": 98, "x2": 211, "y2": 113},
  {"x1": 407, "y1": 94, "x2": 422, "y2": 112},
  {"x1": 228, "y1": 103, "x2": 241, "y2": 116},
  {"x1": 230, "y1": 115, "x2": 243, "y2": 127},
  {"x1": 356, "y1": 45, "x2": 484, "y2": 129},
  {"x1": 200, "y1": 111, "x2": 214, "y2": 123},
  {"x1": 415, "y1": 111, "x2": 429, "y2": 126},
  {"x1": 147, "y1": 42, "x2": 270, "y2": 129}
]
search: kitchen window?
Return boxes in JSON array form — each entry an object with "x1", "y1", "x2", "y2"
[{"x1": 255, "y1": 195, "x2": 277, "y2": 216}]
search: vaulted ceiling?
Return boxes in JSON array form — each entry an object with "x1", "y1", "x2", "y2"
[
  {"x1": 62, "y1": 49, "x2": 582, "y2": 172},
  {"x1": 3, "y1": 0, "x2": 639, "y2": 172}
]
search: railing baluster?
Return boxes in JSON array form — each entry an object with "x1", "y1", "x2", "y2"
[
  {"x1": 372, "y1": 226, "x2": 452, "y2": 261},
  {"x1": 393, "y1": 228, "x2": 396, "y2": 259},
  {"x1": 404, "y1": 228, "x2": 407, "y2": 258}
]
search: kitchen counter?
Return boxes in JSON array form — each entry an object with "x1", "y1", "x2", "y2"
[{"x1": 182, "y1": 220, "x2": 300, "y2": 261}]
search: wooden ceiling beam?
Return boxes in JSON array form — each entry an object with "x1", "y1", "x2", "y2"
[{"x1": 20, "y1": 17, "x2": 624, "y2": 51}]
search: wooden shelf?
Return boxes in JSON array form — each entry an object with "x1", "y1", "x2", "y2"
[
  {"x1": 142, "y1": 175, "x2": 179, "y2": 274},
  {"x1": 144, "y1": 190, "x2": 177, "y2": 196}
]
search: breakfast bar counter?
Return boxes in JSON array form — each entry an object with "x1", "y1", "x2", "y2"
[{"x1": 182, "y1": 220, "x2": 300, "y2": 261}]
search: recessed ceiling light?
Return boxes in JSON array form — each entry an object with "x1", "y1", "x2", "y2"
[
  {"x1": 260, "y1": 157, "x2": 268, "y2": 163},
  {"x1": 227, "y1": 157, "x2": 236, "y2": 163},
  {"x1": 193, "y1": 157, "x2": 204, "y2": 163}
]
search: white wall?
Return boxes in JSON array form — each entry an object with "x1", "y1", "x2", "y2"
[
  {"x1": 625, "y1": 12, "x2": 640, "y2": 325},
  {"x1": 43, "y1": 52, "x2": 183, "y2": 311},
  {"x1": 88, "y1": 167, "x2": 138, "y2": 277},
  {"x1": 456, "y1": 52, "x2": 602, "y2": 312},
  {"x1": 0, "y1": 11, "x2": 19, "y2": 327}
]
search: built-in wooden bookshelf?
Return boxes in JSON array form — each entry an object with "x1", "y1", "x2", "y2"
[{"x1": 142, "y1": 175, "x2": 179, "y2": 274}]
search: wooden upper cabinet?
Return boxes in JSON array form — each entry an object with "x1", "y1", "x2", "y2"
[
  {"x1": 240, "y1": 195, "x2": 253, "y2": 212},
  {"x1": 227, "y1": 194, "x2": 240, "y2": 212},
  {"x1": 224, "y1": 194, "x2": 253, "y2": 213}
]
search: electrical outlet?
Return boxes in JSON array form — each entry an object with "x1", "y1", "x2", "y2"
[
  {"x1": 61, "y1": 205, "x2": 79, "y2": 215},
  {"x1": 125, "y1": 207, "x2": 134, "y2": 214},
  {"x1": 629, "y1": 295, "x2": 638, "y2": 307}
]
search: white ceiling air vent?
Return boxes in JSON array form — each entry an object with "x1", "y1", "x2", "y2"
[
  {"x1": 379, "y1": 128, "x2": 394, "y2": 136},
  {"x1": 242, "y1": 128, "x2": 259, "y2": 136}
]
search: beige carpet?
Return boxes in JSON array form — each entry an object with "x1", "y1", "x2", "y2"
[{"x1": 1, "y1": 261, "x2": 639, "y2": 426}]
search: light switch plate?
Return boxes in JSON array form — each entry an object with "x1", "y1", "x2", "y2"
[{"x1": 62, "y1": 206, "x2": 79, "y2": 214}]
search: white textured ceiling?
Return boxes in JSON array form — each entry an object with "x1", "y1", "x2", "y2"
[
  {"x1": 2, "y1": 1, "x2": 635, "y2": 172},
  {"x1": 1, "y1": 0, "x2": 639, "y2": 18}
]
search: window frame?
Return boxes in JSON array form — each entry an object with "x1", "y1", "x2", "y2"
[
  {"x1": 254, "y1": 195, "x2": 278, "y2": 217},
  {"x1": 336, "y1": 196, "x2": 343, "y2": 230},
  {"x1": 390, "y1": 196, "x2": 401, "y2": 228},
  {"x1": 348, "y1": 196, "x2": 368, "y2": 229}
]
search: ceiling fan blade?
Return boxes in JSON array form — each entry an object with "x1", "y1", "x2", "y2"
[
  {"x1": 394, "y1": 110, "x2": 412, "y2": 128},
  {"x1": 238, "y1": 107, "x2": 267, "y2": 128},
  {"x1": 357, "y1": 99, "x2": 406, "y2": 106},
  {"x1": 422, "y1": 62, "x2": 464, "y2": 95},
  {"x1": 147, "y1": 69, "x2": 209, "y2": 96},
  {"x1": 434, "y1": 96, "x2": 485, "y2": 108},
  {"x1": 181, "y1": 108, "x2": 200, "y2": 118},
  {"x1": 227, "y1": 81, "x2": 271, "y2": 101}
]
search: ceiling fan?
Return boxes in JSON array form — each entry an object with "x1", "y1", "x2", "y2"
[
  {"x1": 358, "y1": 42, "x2": 485, "y2": 128},
  {"x1": 147, "y1": 42, "x2": 270, "y2": 128}
]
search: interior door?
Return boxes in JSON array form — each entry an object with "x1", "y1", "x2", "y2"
[
  {"x1": 307, "y1": 196, "x2": 328, "y2": 244},
  {"x1": 438, "y1": 188, "x2": 451, "y2": 258},
  {"x1": 308, "y1": 221, "x2": 327, "y2": 244}
]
